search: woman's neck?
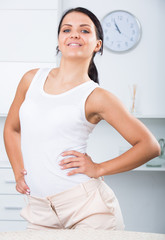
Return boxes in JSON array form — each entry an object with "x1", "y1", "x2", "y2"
[{"x1": 56, "y1": 57, "x2": 91, "y2": 84}]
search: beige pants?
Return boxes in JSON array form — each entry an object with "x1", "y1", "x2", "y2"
[{"x1": 20, "y1": 177, "x2": 125, "y2": 230}]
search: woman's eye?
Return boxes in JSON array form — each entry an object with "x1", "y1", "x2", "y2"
[
  {"x1": 81, "y1": 30, "x2": 89, "y2": 33},
  {"x1": 63, "y1": 29, "x2": 70, "y2": 33}
]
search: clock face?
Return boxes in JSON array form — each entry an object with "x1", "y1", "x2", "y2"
[{"x1": 101, "y1": 10, "x2": 141, "y2": 52}]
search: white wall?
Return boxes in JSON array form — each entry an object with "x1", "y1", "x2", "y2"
[{"x1": 61, "y1": 0, "x2": 165, "y2": 234}]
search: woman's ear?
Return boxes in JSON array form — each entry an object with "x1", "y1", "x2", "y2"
[{"x1": 94, "y1": 40, "x2": 102, "y2": 53}]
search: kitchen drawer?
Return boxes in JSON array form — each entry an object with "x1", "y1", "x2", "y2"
[
  {"x1": 0, "y1": 220, "x2": 27, "y2": 232},
  {"x1": 0, "y1": 168, "x2": 17, "y2": 194},
  {"x1": 0, "y1": 194, "x2": 26, "y2": 220}
]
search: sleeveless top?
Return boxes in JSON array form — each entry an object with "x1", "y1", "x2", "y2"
[{"x1": 19, "y1": 67, "x2": 101, "y2": 198}]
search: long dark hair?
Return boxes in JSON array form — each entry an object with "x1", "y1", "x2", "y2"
[{"x1": 56, "y1": 7, "x2": 104, "y2": 84}]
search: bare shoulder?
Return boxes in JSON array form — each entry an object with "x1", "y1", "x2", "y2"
[
  {"x1": 88, "y1": 86, "x2": 125, "y2": 120},
  {"x1": 88, "y1": 87, "x2": 130, "y2": 122},
  {"x1": 91, "y1": 86, "x2": 117, "y2": 102},
  {"x1": 18, "y1": 68, "x2": 39, "y2": 96}
]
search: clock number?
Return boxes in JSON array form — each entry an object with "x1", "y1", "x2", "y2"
[
  {"x1": 130, "y1": 23, "x2": 134, "y2": 28},
  {"x1": 118, "y1": 16, "x2": 123, "y2": 20},
  {"x1": 106, "y1": 22, "x2": 111, "y2": 27},
  {"x1": 132, "y1": 30, "x2": 135, "y2": 35}
]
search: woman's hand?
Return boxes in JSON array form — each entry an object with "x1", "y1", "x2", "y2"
[
  {"x1": 15, "y1": 169, "x2": 30, "y2": 195},
  {"x1": 59, "y1": 150, "x2": 101, "y2": 178}
]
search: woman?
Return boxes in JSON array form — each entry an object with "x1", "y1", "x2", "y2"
[{"x1": 3, "y1": 7, "x2": 160, "y2": 230}]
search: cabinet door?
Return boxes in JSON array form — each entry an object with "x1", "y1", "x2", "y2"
[{"x1": 0, "y1": 6, "x2": 59, "y2": 62}]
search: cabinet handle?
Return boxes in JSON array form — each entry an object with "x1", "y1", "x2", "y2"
[
  {"x1": 5, "y1": 180, "x2": 15, "y2": 184},
  {"x1": 4, "y1": 207, "x2": 22, "y2": 210}
]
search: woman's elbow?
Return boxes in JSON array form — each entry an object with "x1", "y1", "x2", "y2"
[
  {"x1": 150, "y1": 138, "x2": 161, "y2": 158},
  {"x1": 142, "y1": 134, "x2": 161, "y2": 159},
  {"x1": 155, "y1": 142, "x2": 161, "y2": 157}
]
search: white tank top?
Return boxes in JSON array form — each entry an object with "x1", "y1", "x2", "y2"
[{"x1": 19, "y1": 67, "x2": 100, "y2": 197}]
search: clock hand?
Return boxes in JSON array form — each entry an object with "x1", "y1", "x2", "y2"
[{"x1": 114, "y1": 20, "x2": 121, "y2": 34}]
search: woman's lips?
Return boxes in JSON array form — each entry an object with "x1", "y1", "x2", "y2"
[{"x1": 67, "y1": 43, "x2": 82, "y2": 47}]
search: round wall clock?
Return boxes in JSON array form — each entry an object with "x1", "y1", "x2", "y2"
[{"x1": 101, "y1": 10, "x2": 142, "y2": 53}]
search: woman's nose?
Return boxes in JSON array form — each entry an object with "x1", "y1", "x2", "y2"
[{"x1": 70, "y1": 31, "x2": 80, "y2": 39}]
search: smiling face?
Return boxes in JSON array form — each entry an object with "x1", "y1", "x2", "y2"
[{"x1": 58, "y1": 11, "x2": 102, "y2": 60}]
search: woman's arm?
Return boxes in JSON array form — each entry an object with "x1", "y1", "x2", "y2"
[
  {"x1": 3, "y1": 68, "x2": 38, "y2": 194},
  {"x1": 93, "y1": 88, "x2": 161, "y2": 176},
  {"x1": 55, "y1": 87, "x2": 161, "y2": 178}
]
